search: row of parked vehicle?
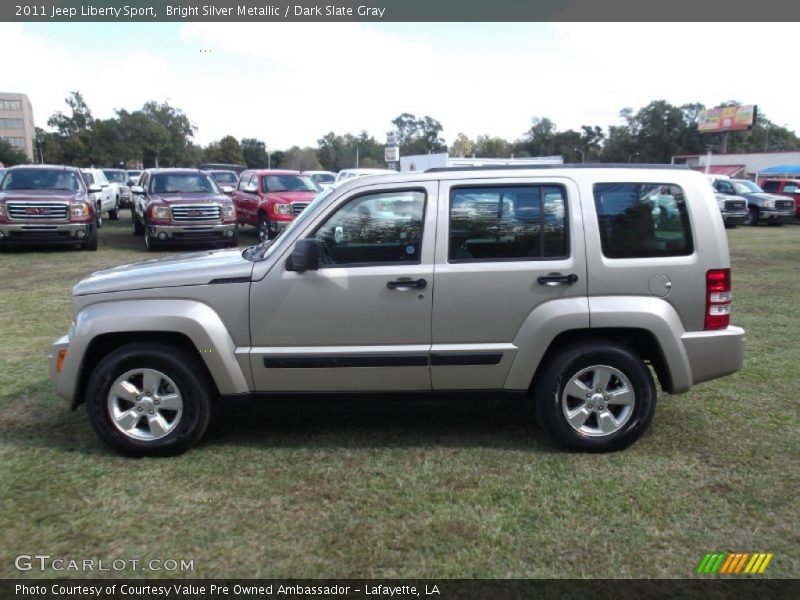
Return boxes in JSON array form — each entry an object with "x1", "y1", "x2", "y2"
[{"x1": 1, "y1": 163, "x2": 797, "y2": 252}]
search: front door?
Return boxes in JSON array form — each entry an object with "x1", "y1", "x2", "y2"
[{"x1": 249, "y1": 181, "x2": 438, "y2": 392}]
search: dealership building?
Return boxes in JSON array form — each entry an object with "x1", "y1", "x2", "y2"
[
  {"x1": 671, "y1": 150, "x2": 800, "y2": 180},
  {"x1": 0, "y1": 92, "x2": 36, "y2": 161}
]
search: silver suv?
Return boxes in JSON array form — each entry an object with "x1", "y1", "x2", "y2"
[{"x1": 49, "y1": 165, "x2": 746, "y2": 455}]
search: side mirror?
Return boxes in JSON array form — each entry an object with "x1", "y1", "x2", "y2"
[
  {"x1": 130, "y1": 185, "x2": 145, "y2": 195},
  {"x1": 288, "y1": 239, "x2": 319, "y2": 272},
  {"x1": 221, "y1": 185, "x2": 234, "y2": 194},
  {"x1": 100, "y1": 183, "x2": 109, "y2": 188},
  {"x1": 88, "y1": 183, "x2": 102, "y2": 193}
]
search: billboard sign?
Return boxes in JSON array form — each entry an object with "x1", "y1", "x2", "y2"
[{"x1": 697, "y1": 105, "x2": 757, "y2": 133}]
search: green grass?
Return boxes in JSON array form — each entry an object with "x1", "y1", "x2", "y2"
[{"x1": 0, "y1": 219, "x2": 798, "y2": 579}]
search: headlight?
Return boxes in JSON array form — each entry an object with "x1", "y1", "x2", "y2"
[
  {"x1": 762, "y1": 199, "x2": 775, "y2": 209},
  {"x1": 70, "y1": 202, "x2": 90, "y2": 218},
  {"x1": 274, "y1": 203, "x2": 291, "y2": 215},
  {"x1": 223, "y1": 205, "x2": 236, "y2": 218},
  {"x1": 150, "y1": 205, "x2": 170, "y2": 219}
]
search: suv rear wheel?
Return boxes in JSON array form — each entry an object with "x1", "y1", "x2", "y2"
[
  {"x1": 533, "y1": 340, "x2": 656, "y2": 452},
  {"x1": 85, "y1": 343, "x2": 212, "y2": 456}
]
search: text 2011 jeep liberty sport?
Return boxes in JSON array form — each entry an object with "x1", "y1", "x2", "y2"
[{"x1": 49, "y1": 165, "x2": 746, "y2": 455}]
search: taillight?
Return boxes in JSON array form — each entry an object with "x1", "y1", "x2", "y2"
[{"x1": 705, "y1": 269, "x2": 731, "y2": 330}]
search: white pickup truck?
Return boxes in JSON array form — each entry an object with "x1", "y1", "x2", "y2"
[{"x1": 81, "y1": 168, "x2": 120, "y2": 226}]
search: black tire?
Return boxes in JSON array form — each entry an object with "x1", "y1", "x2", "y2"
[
  {"x1": 144, "y1": 222, "x2": 159, "y2": 251},
  {"x1": 132, "y1": 211, "x2": 144, "y2": 236},
  {"x1": 109, "y1": 197, "x2": 120, "y2": 220},
  {"x1": 745, "y1": 207, "x2": 759, "y2": 226},
  {"x1": 532, "y1": 340, "x2": 656, "y2": 452},
  {"x1": 226, "y1": 229, "x2": 239, "y2": 248},
  {"x1": 258, "y1": 212, "x2": 273, "y2": 242},
  {"x1": 95, "y1": 202, "x2": 103, "y2": 228},
  {"x1": 82, "y1": 231, "x2": 99, "y2": 251},
  {"x1": 85, "y1": 342, "x2": 212, "y2": 456}
]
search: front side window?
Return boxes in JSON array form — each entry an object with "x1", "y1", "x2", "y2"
[
  {"x1": 311, "y1": 190, "x2": 426, "y2": 266},
  {"x1": 593, "y1": 182, "x2": 693, "y2": 258},
  {"x1": 83, "y1": 173, "x2": 95, "y2": 185},
  {"x1": 449, "y1": 185, "x2": 568, "y2": 261}
]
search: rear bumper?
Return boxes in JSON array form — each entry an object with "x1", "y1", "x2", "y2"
[
  {"x1": 682, "y1": 326, "x2": 746, "y2": 386},
  {"x1": 148, "y1": 222, "x2": 237, "y2": 244},
  {"x1": 0, "y1": 221, "x2": 95, "y2": 244}
]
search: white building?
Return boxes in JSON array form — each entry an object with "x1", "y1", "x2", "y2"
[
  {"x1": 0, "y1": 93, "x2": 35, "y2": 161},
  {"x1": 400, "y1": 152, "x2": 563, "y2": 173},
  {"x1": 672, "y1": 150, "x2": 800, "y2": 180}
]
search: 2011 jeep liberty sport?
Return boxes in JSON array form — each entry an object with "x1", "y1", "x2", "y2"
[{"x1": 49, "y1": 165, "x2": 746, "y2": 455}]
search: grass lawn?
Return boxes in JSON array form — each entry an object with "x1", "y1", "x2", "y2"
[{"x1": 0, "y1": 217, "x2": 798, "y2": 579}]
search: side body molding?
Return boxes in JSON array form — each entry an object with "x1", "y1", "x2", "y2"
[{"x1": 57, "y1": 299, "x2": 250, "y2": 401}]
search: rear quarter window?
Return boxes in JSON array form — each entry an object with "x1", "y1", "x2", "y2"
[{"x1": 593, "y1": 182, "x2": 694, "y2": 259}]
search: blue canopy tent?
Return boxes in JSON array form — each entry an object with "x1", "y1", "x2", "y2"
[{"x1": 755, "y1": 164, "x2": 800, "y2": 184}]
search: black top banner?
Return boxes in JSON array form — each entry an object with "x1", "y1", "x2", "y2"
[{"x1": 4, "y1": 0, "x2": 800, "y2": 22}]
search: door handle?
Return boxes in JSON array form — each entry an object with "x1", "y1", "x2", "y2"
[
  {"x1": 537, "y1": 273, "x2": 579, "y2": 286},
  {"x1": 387, "y1": 278, "x2": 427, "y2": 290}
]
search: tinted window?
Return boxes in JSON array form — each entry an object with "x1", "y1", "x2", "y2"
[
  {"x1": 593, "y1": 183, "x2": 693, "y2": 258},
  {"x1": 311, "y1": 190, "x2": 426, "y2": 266},
  {"x1": 211, "y1": 171, "x2": 238, "y2": 184},
  {"x1": 1, "y1": 168, "x2": 82, "y2": 192},
  {"x1": 83, "y1": 172, "x2": 95, "y2": 185},
  {"x1": 150, "y1": 172, "x2": 219, "y2": 194},
  {"x1": 449, "y1": 185, "x2": 567, "y2": 261},
  {"x1": 761, "y1": 181, "x2": 779, "y2": 192},
  {"x1": 262, "y1": 174, "x2": 319, "y2": 193}
]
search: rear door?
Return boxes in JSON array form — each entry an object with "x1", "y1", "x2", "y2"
[{"x1": 431, "y1": 176, "x2": 587, "y2": 389}]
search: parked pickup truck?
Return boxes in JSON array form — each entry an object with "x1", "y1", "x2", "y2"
[
  {"x1": 759, "y1": 179, "x2": 800, "y2": 219},
  {"x1": 714, "y1": 192, "x2": 749, "y2": 227},
  {"x1": 0, "y1": 164, "x2": 99, "y2": 250},
  {"x1": 712, "y1": 178, "x2": 794, "y2": 225},
  {"x1": 232, "y1": 169, "x2": 320, "y2": 241},
  {"x1": 50, "y1": 165, "x2": 746, "y2": 456},
  {"x1": 131, "y1": 168, "x2": 238, "y2": 250}
]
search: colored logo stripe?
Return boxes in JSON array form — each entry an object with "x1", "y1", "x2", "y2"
[{"x1": 697, "y1": 552, "x2": 773, "y2": 574}]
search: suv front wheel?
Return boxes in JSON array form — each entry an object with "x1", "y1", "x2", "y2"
[
  {"x1": 85, "y1": 343, "x2": 212, "y2": 456},
  {"x1": 533, "y1": 340, "x2": 656, "y2": 452}
]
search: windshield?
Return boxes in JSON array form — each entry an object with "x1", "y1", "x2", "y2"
[
  {"x1": 243, "y1": 188, "x2": 333, "y2": 262},
  {"x1": 211, "y1": 171, "x2": 239, "y2": 184},
  {"x1": 1, "y1": 168, "x2": 83, "y2": 191},
  {"x1": 150, "y1": 172, "x2": 220, "y2": 194},
  {"x1": 262, "y1": 174, "x2": 319, "y2": 193},
  {"x1": 733, "y1": 180, "x2": 762, "y2": 194},
  {"x1": 103, "y1": 170, "x2": 128, "y2": 184},
  {"x1": 310, "y1": 173, "x2": 335, "y2": 184}
]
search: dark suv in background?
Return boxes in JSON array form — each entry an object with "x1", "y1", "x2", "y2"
[
  {"x1": 0, "y1": 165, "x2": 99, "y2": 250},
  {"x1": 131, "y1": 168, "x2": 238, "y2": 250}
]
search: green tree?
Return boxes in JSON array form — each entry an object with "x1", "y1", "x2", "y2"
[
  {"x1": 473, "y1": 135, "x2": 511, "y2": 158},
  {"x1": 450, "y1": 133, "x2": 474, "y2": 157},
  {"x1": 0, "y1": 138, "x2": 27, "y2": 166},
  {"x1": 282, "y1": 146, "x2": 323, "y2": 171},
  {"x1": 391, "y1": 113, "x2": 447, "y2": 156},
  {"x1": 241, "y1": 138, "x2": 270, "y2": 168},
  {"x1": 204, "y1": 135, "x2": 245, "y2": 165}
]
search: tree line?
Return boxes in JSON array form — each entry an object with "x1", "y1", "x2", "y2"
[{"x1": 4, "y1": 92, "x2": 797, "y2": 170}]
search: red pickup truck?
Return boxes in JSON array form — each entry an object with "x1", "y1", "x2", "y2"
[
  {"x1": 232, "y1": 169, "x2": 319, "y2": 241},
  {"x1": 760, "y1": 179, "x2": 800, "y2": 218}
]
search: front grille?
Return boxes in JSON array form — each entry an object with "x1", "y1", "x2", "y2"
[
  {"x1": 292, "y1": 202, "x2": 309, "y2": 216},
  {"x1": 7, "y1": 202, "x2": 69, "y2": 221},
  {"x1": 724, "y1": 200, "x2": 747, "y2": 211},
  {"x1": 171, "y1": 205, "x2": 221, "y2": 222},
  {"x1": 776, "y1": 200, "x2": 794, "y2": 211}
]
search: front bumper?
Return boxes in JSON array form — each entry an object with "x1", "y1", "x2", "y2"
[
  {"x1": 147, "y1": 222, "x2": 237, "y2": 244},
  {"x1": 682, "y1": 326, "x2": 746, "y2": 386},
  {"x1": 0, "y1": 221, "x2": 95, "y2": 245},
  {"x1": 759, "y1": 209, "x2": 794, "y2": 224},
  {"x1": 721, "y1": 210, "x2": 748, "y2": 225}
]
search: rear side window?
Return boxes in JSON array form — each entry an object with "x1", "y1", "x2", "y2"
[
  {"x1": 593, "y1": 183, "x2": 693, "y2": 258},
  {"x1": 449, "y1": 185, "x2": 568, "y2": 261}
]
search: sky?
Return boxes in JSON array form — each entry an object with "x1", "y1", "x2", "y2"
[{"x1": 2, "y1": 22, "x2": 797, "y2": 150}]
